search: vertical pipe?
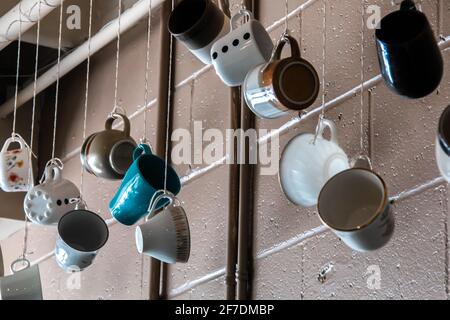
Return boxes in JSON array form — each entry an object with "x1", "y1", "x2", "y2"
[
  {"x1": 237, "y1": 0, "x2": 257, "y2": 301},
  {"x1": 150, "y1": 0, "x2": 174, "y2": 300},
  {"x1": 219, "y1": 0, "x2": 241, "y2": 301}
]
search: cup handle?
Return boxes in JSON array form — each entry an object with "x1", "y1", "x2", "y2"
[
  {"x1": 146, "y1": 191, "x2": 176, "y2": 220},
  {"x1": 10, "y1": 258, "x2": 31, "y2": 274},
  {"x1": 351, "y1": 155, "x2": 373, "y2": 170},
  {"x1": 317, "y1": 118, "x2": 339, "y2": 145},
  {"x1": 105, "y1": 113, "x2": 131, "y2": 137},
  {"x1": 132, "y1": 143, "x2": 153, "y2": 160},
  {"x1": 400, "y1": 0, "x2": 416, "y2": 11},
  {"x1": 1, "y1": 134, "x2": 26, "y2": 153},
  {"x1": 230, "y1": 9, "x2": 253, "y2": 30}
]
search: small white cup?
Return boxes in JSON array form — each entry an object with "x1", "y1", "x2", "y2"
[
  {"x1": 55, "y1": 207, "x2": 109, "y2": 272},
  {"x1": 279, "y1": 119, "x2": 349, "y2": 207},
  {"x1": 211, "y1": 9, "x2": 273, "y2": 87},
  {"x1": 136, "y1": 193, "x2": 190, "y2": 264},
  {"x1": 317, "y1": 157, "x2": 395, "y2": 252},
  {"x1": 0, "y1": 259, "x2": 43, "y2": 300},
  {"x1": 24, "y1": 164, "x2": 80, "y2": 226},
  {"x1": 0, "y1": 135, "x2": 32, "y2": 193}
]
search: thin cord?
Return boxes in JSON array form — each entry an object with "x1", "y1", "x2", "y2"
[
  {"x1": 314, "y1": 0, "x2": 327, "y2": 142},
  {"x1": 51, "y1": 3, "x2": 64, "y2": 160},
  {"x1": 140, "y1": 0, "x2": 153, "y2": 300},
  {"x1": 12, "y1": 7, "x2": 23, "y2": 136},
  {"x1": 360, "y1": 0, "x2": 365, "y2": 155},
  {"x1": 143, "y1": 0, "x2": 153, "y2": 143},
  {"x1": 113, "y1": 0, "x2": 123, "y2": 114},
  {"x1": 23, "y1": 0, "x2": 44, "y2": 261},
  {"x1": 284, "y1": 0, "x2": 289, "y2": 33},
  {"x1": 164, "y1": 0, "x2": 175, "y2": 192},
  {"x1": 297, "y1": 10, "x2": 302, "y2": 52},
  {"x1": 80, "y1": 0, "x2": 94, "y2": 199},
  {"x1": 188, "y1": 79, "x2": 196, "y2": 171}
]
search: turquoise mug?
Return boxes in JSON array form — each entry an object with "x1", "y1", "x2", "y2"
[{"x1": 109, "y1": 144, "x2": 181, "y2": 226}]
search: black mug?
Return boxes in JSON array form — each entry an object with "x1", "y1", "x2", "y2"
[
  {"x1": 168, "y1": 0, "x2": 230, "y2": 65},
  {"x1": 375, "y1": 0, "x2": 443, "y2": 99}
]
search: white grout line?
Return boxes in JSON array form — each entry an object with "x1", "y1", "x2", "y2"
[{"x1": 167, "y1": 176, "x2": 449, "y2": 298}]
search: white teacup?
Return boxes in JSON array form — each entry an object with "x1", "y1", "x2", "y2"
[
  {"x1": 279, "y1": 119, "x2": 349, "y2": 207},
  {"x1": 0, "y1": 259, "x2": 43, "y2": 300},
  {"x1": 317, "y1": 157, "x2": 395, "y2": 252},
  {"x1": 211, "y1": 9, "x2": 273, "y2": 87},
  {"x1": 24, "y1": 164, "x2": 80, "y2": 226},
  {"x1": 0, "y1": 135, "x2": 32, "y2": 193}
]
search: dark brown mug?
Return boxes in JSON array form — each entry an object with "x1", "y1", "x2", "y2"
[
  {"x1": 81, "y1": 114, "x2": 137, "y2": 180},
  {"x1": 243, "y1": 35, "x2": 320, "y2": 119}
]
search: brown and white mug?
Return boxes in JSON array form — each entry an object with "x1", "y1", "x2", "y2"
[{"x1": 243, "y1": 34, "x2": 320, "y2": 119}]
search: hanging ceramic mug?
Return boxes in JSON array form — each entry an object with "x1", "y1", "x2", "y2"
[
  {"x1": 279, "y1": 119, "x2": 350, "y2": 207},
  {"x1": 0, "y1": 259, "x2": 43, "y2": 300},
  {"x1": 211, "y1": 9, "x2": 273, "y2": 87},
  {"x1": 0, "y1": 134, "x2": 32, "y2": 192},
  {"x1": 375, "y1": 0, "x2": 443, "y2": 99},
  {"x1": 55, "y1": 203, "x2": 109, "y2": 272},
  {"x1": 109, "y1": 144, "x2": 182, "y2": 226},
  {"x1": 24, "y1": 163, "x2": 80, "y2": 226},
  {"x1": 317, "y1": 156, "x2": 395, "y2": 252},
  {"x1": 168, "y1": 0, "x2": 231, "y2": 65},
  {"x1": 243, "y1": 34, "x2": 320, "y2": 119},
  {"x1": 436, "y1": 105, "x2": 450, "y2": 182},
  {"x1": 81, "y1": 113, "x2": 137, "y2": 180},
  {"x1": 136, "y1": 192, "x2": 191, "y2": 264}
]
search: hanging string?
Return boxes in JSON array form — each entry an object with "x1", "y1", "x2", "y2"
[
  {"x1": 314, "y1": 0, "x2": 327, "y2": 142},
  {"x1": 297, "y1": 9, "x2": 302, "y2": 52},
  {"x1": 142, "y1": 0, "x2": 153, "y2": 144},
  {"x1": 51, "y1": 2, "x2": 65, "y2": 160},
  {"x1": 140, "y1": 0, "x2": 153, "y2": 300},
  {"x1": 12, "y1": 5, "x2": 23, "y2": 136},
  {"x1": 80, "y1": 0, "x2": 94, "y2": 200},
  {"x1": 188, "y1": 79, "x2": 196, "y2": 172},
  {"x1": 164, "y1": 0, "x2": 176, "y2": 192},
  {"x1": 112, "y1": 0, "x2": 123, "y2": 115},
  {"x1": 22, "y1": 0, "x2": 44, "y2": 261},
  {"x1": 284, "y1": 0, "x2": 289, "y2": 34},
  {"x1": 360, "y1": 0, "x2": 365, "y2": 155}
]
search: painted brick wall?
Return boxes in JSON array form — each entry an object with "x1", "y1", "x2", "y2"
[{"x1": 1, "y1": 0, "x2": 449, "y2": 300}]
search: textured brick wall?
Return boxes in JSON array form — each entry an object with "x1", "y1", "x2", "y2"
[{"x1": 1, "y1": 0, "x2": 449, "y2": 300}]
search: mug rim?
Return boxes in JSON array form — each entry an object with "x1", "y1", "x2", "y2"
[
  {"x1": 272, "y1": 58, "x2": 320, "y2": 110},
  {"x1": 58, "y1": 209, "x2": 109, "y2": 253},
  {"x1": 317, "y1": 167, "x2": 389, "y2": 232},
  {"x1": 438, "y1": 105, "x2": 450, "y2": 154},
  {"x1": 168, "y1": 0, "x2": 208, "y2": 36}
]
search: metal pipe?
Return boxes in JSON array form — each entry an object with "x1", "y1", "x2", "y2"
[
  {"x1": 0, "y1": 0, "x2": 63, "y2": 51},
  {"x1": 236, "y1": 0, "x2": 256, "y2": 301},
  {"x1": 0, "y1": 0, "x2": 166, "y2": 119},
  {"x1": 218, "y1": 0, "x2": 240, "y2": 301},
  {"x1": 149, "y1": 0, "x2": 173, "y2": 300}
]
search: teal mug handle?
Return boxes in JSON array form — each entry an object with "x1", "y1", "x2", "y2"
[{"x1": 133, "y1": 144, "x2": 153, "y2": 160}]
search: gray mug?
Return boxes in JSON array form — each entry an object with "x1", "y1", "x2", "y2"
[
  {"x1": 55, "y1": 207, "x2": 109, "y2": 272},
  {"x1": 0, "y1": 259, "x2": 43, "y2": 300}
]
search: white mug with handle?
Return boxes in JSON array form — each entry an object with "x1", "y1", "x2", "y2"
[
  {"x1": 211, "y1": 9, "x2": 273, "y2": 87},
  {"x1": 0, "y1": 258, "x2": 43, "y2": 300},
  {"x1": 0, "y1": 134, "x2": 32, "y2": 193}
]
